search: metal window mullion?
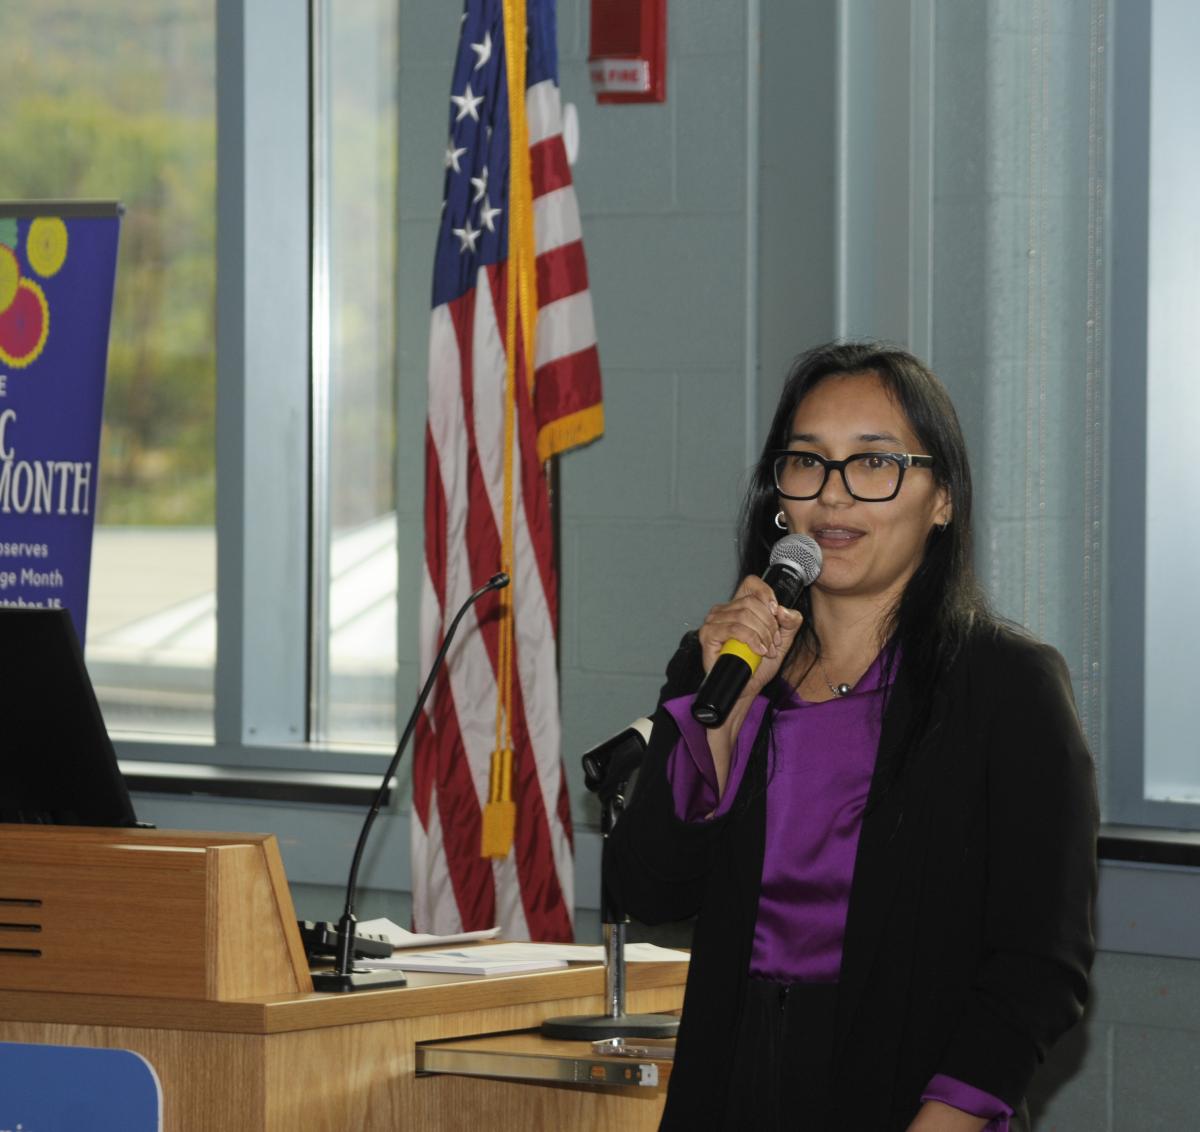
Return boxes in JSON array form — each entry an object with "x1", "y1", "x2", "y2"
[
  {"x1": 907, "y1": 0, "x2": 934, "y2": 361},
  {"x1": 309, "y1": 0, "x2": 334, "y2": 743},
  {"x1": 215, "y1": 0, "x2": 311, "y2": 751}
]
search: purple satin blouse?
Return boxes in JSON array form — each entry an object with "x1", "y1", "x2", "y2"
[
  {"x1": 663, "y1": 653, "x2": 1012, "y2": 1130},
  {"x1": 665, "y1": 655, "x2": 886, "y2": 982}
]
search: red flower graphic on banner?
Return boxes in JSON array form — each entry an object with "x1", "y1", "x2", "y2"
[{"x1": 0, "y1": 278, "x2": 50, "y2": 367}]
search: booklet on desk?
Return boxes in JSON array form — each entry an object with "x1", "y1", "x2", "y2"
[
  {"x1": 354, "y1": 918, "x2": 501, "y2": 950},
  {"x1": 359, "y1": 944, "x2": 569, "y2": 977}
]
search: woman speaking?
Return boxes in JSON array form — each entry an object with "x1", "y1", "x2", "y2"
[{"x1": 605, "y1": 341, "x2": 1098, "y2": 1131}]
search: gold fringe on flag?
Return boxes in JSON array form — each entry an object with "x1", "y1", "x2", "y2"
[
  {"x1": 482, "y1": 0, "x2": 537, "y2": 860},
  {"x1": 536, "y1": 403, "x2": 606, "y2": 464}
]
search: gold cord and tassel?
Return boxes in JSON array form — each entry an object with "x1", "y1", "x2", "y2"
[{"x1": 482, "y1": 0, "x2": 536, "y2": 860}]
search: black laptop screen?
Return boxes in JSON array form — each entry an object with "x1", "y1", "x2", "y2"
[{"x1": 0, "y1": 607, "x2": 137, "y2": 826}]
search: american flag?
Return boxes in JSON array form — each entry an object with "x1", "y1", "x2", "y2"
[{"x1": 413, "y1": 0, "x2": 603, "y2": 942}]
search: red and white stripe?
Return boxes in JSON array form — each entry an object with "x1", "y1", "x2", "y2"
[{"x1": 413, "y1": 77, "x2": 598, "y2": 941}]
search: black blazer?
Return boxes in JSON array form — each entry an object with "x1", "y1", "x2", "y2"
[{"x1": 606, "y1": 622, "x2": 1099, "y2": 1131}]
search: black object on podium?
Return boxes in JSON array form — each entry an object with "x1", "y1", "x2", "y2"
[
  {"x1": 0, "y1": 608, "x2": 140, "y2": 827},
  {"x1": 540, "y1": 719, "x2": 680, "y2": 1040}
]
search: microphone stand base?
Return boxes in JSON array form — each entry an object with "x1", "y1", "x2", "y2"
[
  {"x1": 311, "y1": 967, "x2": 409, "y2": 993},
  {"x1": 539, "y1": 1012, "x2": 679, "y2": 1041}
]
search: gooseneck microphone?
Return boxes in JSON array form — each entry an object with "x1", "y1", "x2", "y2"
[
  {"x1": 311, "y1": 571, "x2": 510, "y2": 993},
  {"x1": 691, "y1": 534, "x2": 822, "y2": 728}
]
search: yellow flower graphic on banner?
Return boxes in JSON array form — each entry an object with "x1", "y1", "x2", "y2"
[
  {"x1": 0, "y1": 245, "x2": 19, "y2": 313},
  {"x1": 27, "y1": 216, "x2": 68, "y2": 278}
]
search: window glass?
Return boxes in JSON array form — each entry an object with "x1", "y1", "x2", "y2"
[
  {"x1": 1144, "y1": 0, "x2": 1200, "y2": 804},
  {"x1": 313, "y1": 0, "x2": 401, "y2": 745},
  {"x1": 0, "y1": 2, "x2": 217, "y2": 737}
]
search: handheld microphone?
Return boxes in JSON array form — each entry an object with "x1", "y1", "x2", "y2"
[
  {"x1": 691, "y1": 534, "x2": 822, "y2": 728},
  {"x1": 311, "y1": 570, "x2": 510, "y2": 993}
]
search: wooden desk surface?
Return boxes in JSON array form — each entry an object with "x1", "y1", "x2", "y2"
[
  {"x1": 0, "y1": 959, "x2": 689, "y2": 1035},
  {"x1": 0, "y1": 826, "x2": 688, "y2": 1129},
  {"x1": 0, "y1": 962, "x2": 688, "y2": 1130}
]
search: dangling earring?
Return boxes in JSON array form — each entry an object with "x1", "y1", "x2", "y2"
[{"x1": 775, "y1": 511, "x2": 788, "y2": 531}]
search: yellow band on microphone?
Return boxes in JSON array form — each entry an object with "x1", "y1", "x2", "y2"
[{"x1": 718, "y1": 638, "x2": 762, "y2": 673}]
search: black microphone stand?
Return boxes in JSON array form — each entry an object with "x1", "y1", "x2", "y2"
[
  {"x1": 311, "y1": 572, "x2": 510, "y2": 993},
  {"x1": 540, "y1": 722, "x2": 680, "y2": 1039}
]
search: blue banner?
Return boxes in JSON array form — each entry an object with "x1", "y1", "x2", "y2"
[
  {"x1": 0, "y1": 1042, "x2": 161, "y2": 1131},
  {"x1": 0, "y1": 203, "x2": 121, "y2": 645}
]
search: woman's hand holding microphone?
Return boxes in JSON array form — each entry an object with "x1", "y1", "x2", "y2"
[
  {"x1": 698, "y1": 576, "x2": 805, "y2": 705},
  {"x1": 689, "y1": 534, "x2": 820, "y2": 800},
  {"x1": 694, "y1": 575, "x2": 804, "y2": 799}
]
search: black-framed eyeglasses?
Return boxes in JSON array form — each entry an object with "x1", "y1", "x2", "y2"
[{"x1": 771, "y1": 450, "x2": 935, "y2": 502}]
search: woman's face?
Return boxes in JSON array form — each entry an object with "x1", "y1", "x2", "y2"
[{"x1": 778, "y1": 370, "x2": 951, "y2": 604}]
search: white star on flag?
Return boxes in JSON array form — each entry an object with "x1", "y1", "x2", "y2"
[
  {"x1": 444, "y1": 144, "x2": 468, "y2": 173},
  {"x1": 451, "y1": 220, "x2": 481, "y2": 253},
  {"x1": 470, "y1": 31, "x2": 492, "y2": 71},
  {"x1": 479, "y1": 197, "x2": 502, "y2": 232},
  {"x1": 470, "y1": 166, "x2": 489, "y2": 203},
  {"x1": 451, "y1": 83, "x2": 484, "y2": 122}
]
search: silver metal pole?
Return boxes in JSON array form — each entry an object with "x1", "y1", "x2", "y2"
[{"x1": 603, "y1": 919, "x2": 627, "y2": 1019}]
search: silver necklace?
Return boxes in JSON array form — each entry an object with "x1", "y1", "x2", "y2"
[{"x1": 817, "y1": 657, "x2": 853, "y2": 698}]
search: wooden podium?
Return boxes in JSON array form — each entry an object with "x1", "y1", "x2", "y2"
[{"x1": 0, "y1": 826, "x2": 686, "y2": 1130}]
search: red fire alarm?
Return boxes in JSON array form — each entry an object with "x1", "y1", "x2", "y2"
[{"x1": 588, "y1": 0, "x2": 667, "y2": 104}]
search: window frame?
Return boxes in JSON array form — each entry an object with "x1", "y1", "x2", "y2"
[
  {"x1": 1105, "y1": 0, "x2": 1200, "y2": 831},
  {"x1": 113, "y1": 0, "x2": 395, "y2": 783},
  {"x1": 110, "y1": 0, "x2": 1200, "y2": 829}
]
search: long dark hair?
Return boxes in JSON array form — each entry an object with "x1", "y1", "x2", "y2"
[{"x1": 738, "y1": 341, "x2": 988, "y2": 761}]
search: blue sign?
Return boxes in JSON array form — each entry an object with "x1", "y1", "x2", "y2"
[
  {"x1": 0, "y1": 1042, "x2": 161, "y2": 1131},
  {"x1": 0, "y1": 205, "x2": 121, "y2": 645}
]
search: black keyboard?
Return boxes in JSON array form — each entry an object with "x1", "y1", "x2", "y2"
[{"x1": 298, "y1": 920, "x2": 394, "y2": 961}]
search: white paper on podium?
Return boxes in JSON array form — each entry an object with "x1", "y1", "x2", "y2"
[
  {"x1": 354, "y1": 923, "x2": 688, "y2": 965},
  {"x1": 359, "y1": 947, "x2": 568, "y2": 976},
  {"x1": 356, "y1": 918, "x2": 501, "y2": 950}
]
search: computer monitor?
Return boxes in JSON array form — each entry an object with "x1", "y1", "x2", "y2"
[{"x1": 0, "y1": 607, "x2": 137, "y2": 826}]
